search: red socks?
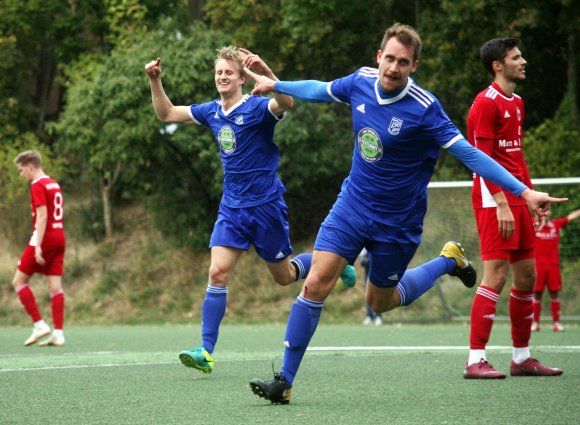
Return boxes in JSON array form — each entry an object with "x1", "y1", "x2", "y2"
[
  {"x1": 50, "y1": 289, "x2": 65, "y2": 330},
  {"x1": 532, "y1": 298, "x2": 541, "y2": 322},
  {"x1": 16, "y1": 284, "x2": 42, "y2": 323},
  {"x1": 510, "y1": 288, "x2": 533, "y2": 348},
  {"x1": 16, "y1": 284, "x2": 65, "y2": 329},
  {"x1": 550, "y1": 298, "x2": 560, "y2": 323},
  {"x1": 469, "y1": 286, "x2": 500, "y2": 349}
]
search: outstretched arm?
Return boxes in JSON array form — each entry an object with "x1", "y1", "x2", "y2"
[
  {"x1": 240, "y1": 48, "x2": 293, "y2": 115},
  {"x1": 144, "y1": 58, "x2": 191, "y2": 123},
  {"x1": 447, "y1": 138, "x2": 567, "y2": 220},
  {"x1": 245, "y1": 68, "x2": 334, "y2": 103},
  {"x1": 567, "y1": 209, "x2": 580, "y2": 222}
]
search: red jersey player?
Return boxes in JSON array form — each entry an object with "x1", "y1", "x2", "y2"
[
  {"x1": 12, "y1": 150, "x2": 66, "y2": 347},
  {"x1": 532, "y1": 209, "x2": 580, "y2": 332},
  {"x1": 463, "y1": 38, "x2": 562, "y2": 379}
]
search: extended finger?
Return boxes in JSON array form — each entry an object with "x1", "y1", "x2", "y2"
[
  {"x1": 244, "y1": 67, "x2": 259, "y2": 79},
  {"x1": 547, "y1": 196, "x2": 569, "y2": 203}
]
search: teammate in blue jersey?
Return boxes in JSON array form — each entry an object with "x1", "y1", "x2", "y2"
[
  {"x1": 145, "y1": 46, "x2": 357, "y2": 375},
  {"x1": 244, "y1": 24, "x2": 567, "y2": 404}
]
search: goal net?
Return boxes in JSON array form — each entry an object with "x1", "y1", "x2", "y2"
[{"x1": 403, "y1": 177, "x2": 580, "y2": 320}]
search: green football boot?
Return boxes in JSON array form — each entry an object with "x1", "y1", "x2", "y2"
[
  {"x1": 178, "y1": 347, "x2": 214, "y2": 374},
  {"x1": 339, "y1": 264, "x2": 357, "y2": 288}
]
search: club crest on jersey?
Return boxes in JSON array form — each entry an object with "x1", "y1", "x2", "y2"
[
  {"x1": 516, "y1": 107, "x2": 521, "y2": 122},
  {"x1": 357, "y1": 127, "x2": 383, "y2": 162},
  {"x1": 218, "y1": 125, "x2": 236, "y2": 154},
  {"x1": 388, "y1": 117, "x2": 403, "y2": 135},
  {"x1": 235, "y1": 115, "x2": 244, "y2": 125}
]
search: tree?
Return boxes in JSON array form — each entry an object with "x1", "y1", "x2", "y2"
[
  {"x1": 0, "y1": 137, "x2": 67, "y2": 249},
  {"x1": 417, "y1": 0, "x2": 575, "y2": 178},
  {"x1": 51, "y1": 20, "x2": 229, "y2": 240},
  {"x1": 204, "y1": 0, "x2": 420, "y2": 80}
]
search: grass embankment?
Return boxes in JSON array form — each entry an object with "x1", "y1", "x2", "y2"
[{"x1": 1, "y1": 202, "x2": 578, "y2": 326}]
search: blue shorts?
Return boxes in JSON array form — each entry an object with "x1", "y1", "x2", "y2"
[
  {"x1": 210, "y1": 197, "x2": 293, "y2": 263},
  {"x1": 314, "y1": 196, "x2": 421, "y2": 287}
]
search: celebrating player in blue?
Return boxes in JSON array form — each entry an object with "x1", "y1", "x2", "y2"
[
  {"x1": 145, "y1": 46, "x2": 356, "y2": 375},
  {"x1": 245, "y1": 24, "x2": 567, "y2": 404}
]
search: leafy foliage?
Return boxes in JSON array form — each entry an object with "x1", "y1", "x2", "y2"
[
  {"x1": 0, "y1": 138, "x2": 67, "y2": 250},
  {"x1": 2, "y1": 0, "x2": 579, "y2": 250},
  {"x1": 51, "y1": 20, "x2": 230, "y2": 245},
  {"x1": 525, "y1": 94, "x2": 580, "y2": 258}
]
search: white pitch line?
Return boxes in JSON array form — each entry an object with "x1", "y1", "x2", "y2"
[
  {"x1": 0, "y1": 361, "x2": 177, "y2": 373},
  {"x1": 308, "y1": 345, "x2": 580, "y2": 351},
  {"x1": 2, "y1": 345, "x2": 579, "y2": 373},
  {"x1": 0, "y1": 351, "x2": 117, "y2": 359}
]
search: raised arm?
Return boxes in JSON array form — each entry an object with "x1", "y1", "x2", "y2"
[
  {"x1": 240, "y1": 49, "x2": 293, "y2": 115},
  {"x1": 144, "y1": 58, "x2": 191, "y2": 123}
]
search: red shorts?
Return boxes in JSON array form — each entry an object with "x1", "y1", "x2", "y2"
[
  {"x1": 474, "y1": 204, "x2": 535, "y2": 262},
  {"x1": 17, "y1": 244, "x2": 65, "y2": 276},
  {"x1": 534, "y1": 264, "x2": 561, "y2": 292}
]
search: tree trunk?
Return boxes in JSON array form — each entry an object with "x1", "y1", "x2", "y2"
[
  {"x1": 98, "y1": 163, "x2": 122, "y2": 239},
  {"x1": 188, "y1": 0, "x2": 206, "y2": 22},
  {"x1": 36, "y1": 42, "x2": 56, "y2": 130},
  {"x1": 567, "y1": 31, "x2": 578, "y2": 122},
  {"x1": 101, "y1": 180, "x2": 114, "y2": 239},
  {"x1": 415, "y1": 0, "x2": 421, "y2": 28}
]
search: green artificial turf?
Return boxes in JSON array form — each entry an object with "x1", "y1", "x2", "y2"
[{"x1": 1, "y1": 323, "x2": 578, "y2": 425}]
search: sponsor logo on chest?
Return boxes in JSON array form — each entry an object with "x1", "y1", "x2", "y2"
[
  {"x1": 218, "y1": 125, "x2": 236, "y2": 154},
  {"x1": 357, "y1": 128, "x2": 384, "y2": 162}
]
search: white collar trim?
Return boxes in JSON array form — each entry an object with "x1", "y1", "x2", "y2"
[{"x1": 374, "y1": 77, "x2": 414, "y2": 105}]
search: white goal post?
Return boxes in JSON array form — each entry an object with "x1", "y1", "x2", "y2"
[
  {"x1": 404, "y1": 177, "x2": 580, "y2": 320},
  {"x1": 427, "y1": 177, "x2": 580, "y2": 188}
]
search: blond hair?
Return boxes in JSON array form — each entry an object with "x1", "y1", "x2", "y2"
[
  {"x1": 381, "y1": 23, "x2": 422, "y2": 61},
  {"x1": 214, "y1": 45, "x2": 245, "y2": 77},
  {"x1": 14, "y1": 150, "x2": 42, "y2": 168}
]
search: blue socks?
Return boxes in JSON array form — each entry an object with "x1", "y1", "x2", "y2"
[
  {"x1": 396, "y1": 256, "x2": 455, "y2": 306},
  {"x1": 290, "y1": 253, "x2": 312, "y2": 280},
  {"x1": 200, "y1": 285, "x2": 228, "y2": 353},
  {"x1": 280, "y1": 295, "x2": 323, "y2": 385}
]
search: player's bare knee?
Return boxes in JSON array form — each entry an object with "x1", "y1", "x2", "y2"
[
  {"x1": 369, "y1": 298, "x2": 394, "y2": 313},
  {"x1": 273, "y1": 273, "x2": 293, "y2": 286},
  {"x1": 208, "y1": 264, "x2": 230, "y2": 285},
  {"x1": 513, "y1": 272, "x2": 536, "y2": 291},
  {"x1": 482, "y1": 272, "x2": 508, "y2": 291},
  {"x1": 303, "y1": 274, "x2": 334, "y2": 299},
  {"x1": 369, "y1": 300, "x2": 385, "y2": 313},
  {"x1": 12, "y1": 274, "x2": 27, "y2": 289}
]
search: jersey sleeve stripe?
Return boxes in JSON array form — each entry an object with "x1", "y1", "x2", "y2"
[
  {"x1": 441, "y1": 134, "x2": 464, "y2": 149},
  {"x1": 187, "y1": 107, "x2": 202, "y2": 125},
  {"x1": 267, "y1": 99, "x2": 287, "y2": 121},
  {"x1": 409, "y1": 85, "x2": 434, "y2": 103},
  {"x1": 407, "y1": 91, "x2": 429, "y2": 108},
  {"x1": 358, "y1": 67, "x2": 379, "y2": 78},
  {"x1": 484, "y1": 87, "x2": 498, "y2": 99},
  {"x1": 327, "y1": 82, "x2": 348, "y2": 104},
  {"x1": 408, "y1": 87, "x2": 433, "y2": 108}
]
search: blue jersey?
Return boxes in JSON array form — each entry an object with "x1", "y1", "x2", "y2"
[
  {"x1": 328, "y1": 67, "x2": 463, "y2": 227},
  {"x1": 188, "y1": 95, "x2": 286, "y2": 208}
]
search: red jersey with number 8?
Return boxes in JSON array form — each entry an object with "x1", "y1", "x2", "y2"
[{"x1": 29, "y1": 175, "x2": 65, "y2": 247}]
